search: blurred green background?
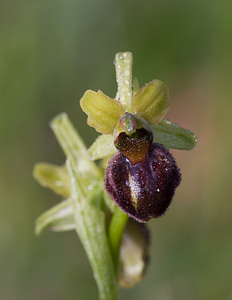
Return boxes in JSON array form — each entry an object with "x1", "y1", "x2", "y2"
[{"x1": 1, "y1": 0, "x2": 232, "y2": 299}]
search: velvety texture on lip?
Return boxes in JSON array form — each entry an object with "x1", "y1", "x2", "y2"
[{"x1": 104, "y1": 143, "x2": 181, "y2": 222}]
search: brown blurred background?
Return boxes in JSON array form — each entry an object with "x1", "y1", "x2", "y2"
[{"x1": 1, "y1": 0, "x2": 232, "y2": 299}]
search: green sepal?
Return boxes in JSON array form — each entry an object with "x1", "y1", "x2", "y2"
[
  {"x1": 33, "y1": 163, "x2": 70, "y2": 197},
  {"x1": 35, "y1": 198, "x2": 75, "y2": 235},
  {"x1": 88, "y1": 134, "x2": 116, "y2": 161},
  {"x1": 80, "y1": 90, "x2": 124, "y2": 134},
  {"x1": 115, "y1": 52, "x2": 133, "y2": 112},
  {"x1": 132, "y1": 79, "x2": 169, "y2": 125},
  {"x1": 151, "y1": 119, "x2": 197, "y2": 150}
]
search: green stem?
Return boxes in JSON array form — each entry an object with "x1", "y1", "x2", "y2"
[
  {"x1": 115, "y1": 52, "x2": 133, "y2": 112},
  {"x1": 109, "y1": 206, "x2": 128, "y2": 273}
]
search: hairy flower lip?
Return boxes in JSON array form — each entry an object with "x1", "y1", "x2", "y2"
[{"x1": 104, "y1": 143, "x2": 181, "y2": 223}]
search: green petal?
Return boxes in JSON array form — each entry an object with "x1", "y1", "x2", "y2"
[
  {"x1": 88, "y1": 134, "x2": 116, "y2": 160},
  {"x1": 132, "y1": 79, "x2": 169, "y2": 125},
  {"x1": 80, "y1": 90, "x2": 124, "y2": 134},
  {"x1": 151, "y1": 119, "x2": 197, "y2": 150},
  {"x1": 33, "y1": 163, "x2": 70, "y2": 197}
]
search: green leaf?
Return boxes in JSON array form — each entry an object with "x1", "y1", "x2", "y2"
[
  {"x1": 151, "y1": 119, "x2": 197, "y2": 150},
  {"x1": 35, "y1": 198, "x2": 75, "y2": 235},
  {"x1": 67, "y1": 160, "x2": 118, "y2": 300},
  {"x1": 80, "y1": 90, "x2": 124, "y2": 134},
  {"x1": 33, "y1": 163, "x2": 70, "y2": 197},
  {"x1": 88, "y1": 134, "x2": 116, "y2": 161},
  {"x1": 132, "y1": 79, "x2": 169, "y2": 125}
]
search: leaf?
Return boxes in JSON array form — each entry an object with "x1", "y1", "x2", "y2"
[
  {"x1": 35, "y1": 198, "x2": 75, "y2": 235},
  {"x1": 80, "y1": 90, "x2": 124, "y2": 134},
  {"x1": 151, "y1": 119, "x2": 197, "y2": 150},
  {"x1": 132, "y1": 79, "x2": 169, "y2": 125},
  {"x1": 33, "y1": 163, "x2": 70, "y2": 197},
  {"x1": 88, "y1": 134, "x2": 116, "y2": 160}
]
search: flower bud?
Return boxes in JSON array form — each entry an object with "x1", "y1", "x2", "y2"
[{"x1": 119, "y1": 219, "x2": 150, "y2": 288}]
